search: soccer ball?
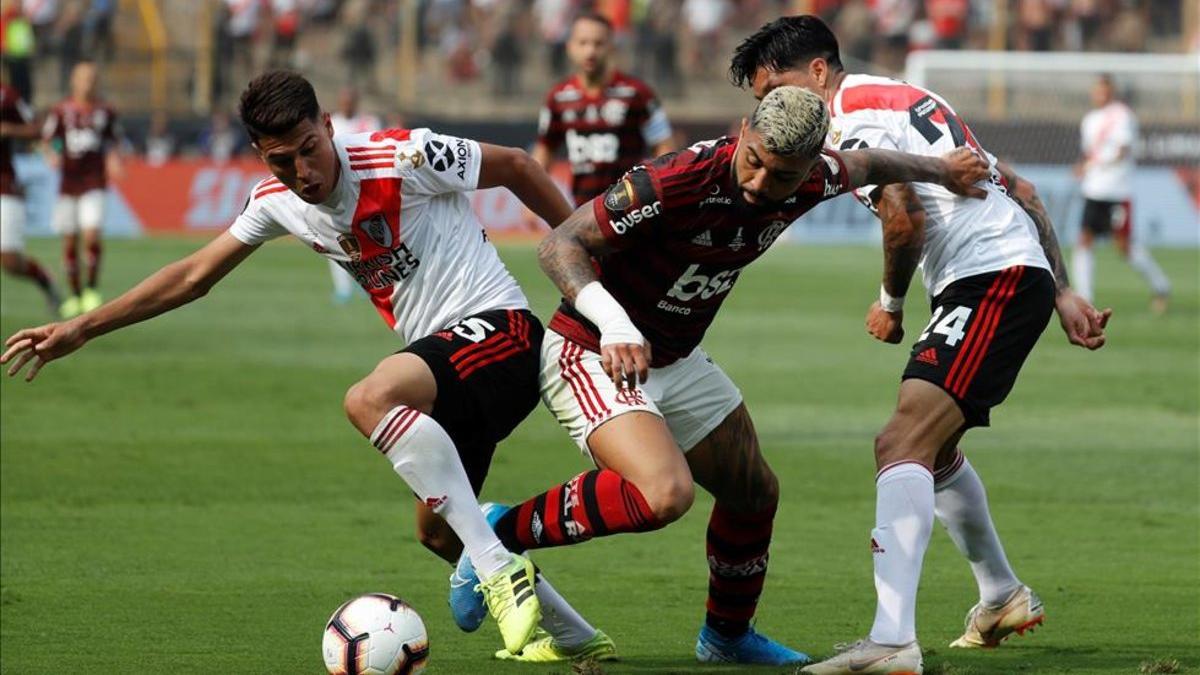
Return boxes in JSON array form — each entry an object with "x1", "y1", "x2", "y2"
[{"x1": 322, "y1": 593, "x2": 429, "y2": 675}]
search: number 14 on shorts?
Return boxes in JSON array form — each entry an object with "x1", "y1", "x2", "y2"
[{"x1": 920, "y1": 306, "x2": 973, "y2": 347}]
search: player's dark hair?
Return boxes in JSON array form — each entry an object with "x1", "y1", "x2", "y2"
[
  {"x1": 238, "y1": 70, "x2": 321, "y2": 144},
  {"x1": 572, "y1": 11, "x2": 613, "y2": 34},
  {"x1": 729, "y1": 15, "x2": 843, "y2": 88}
]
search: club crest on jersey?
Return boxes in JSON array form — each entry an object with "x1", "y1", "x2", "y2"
[
  {"x1": 600, "y1": 99, "x2": 629, "y2": 126},
  {"x1": 604, "y1": 179, "x2": 635, "y2": 211},
  {"x1": 359, "y1": 213, "x2": 394, "y2": 249},
  {"x1": 424, "y1": 139, "x2": 454, "y2": 172},
  {"x1": 337, "y1": 234, "x2": 362, "y2": 261},
  {"x1": 758, "y1": 220, "x2": 789, "y2": 251},
  {"x1": 831, "y1": 127, "x2": 842, "y2": 145}
]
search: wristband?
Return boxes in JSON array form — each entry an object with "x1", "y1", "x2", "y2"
[
  {"x1": 574, "y1": 281, "x2": 644, "y2": 346},
  {"x1": 879, "y1": 285, "x2": 905, "y2": 313}
]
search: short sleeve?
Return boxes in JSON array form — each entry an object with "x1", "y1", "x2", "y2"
[
  {"x1": 401, "y1": 129, "x2": 482, "y2": 195},
  {"x1": 1112, "y1": 109, "x2": 1137, "y2": 148},
  {"x1": 811, "y1": 149, "x2": 851, "y2": 202},
  {"x1": 228, "y1": 196, "x2": 287, "y2": 245},
  {"x1": 592, "y1": 165, "x2": 666, "y2": 249},
  {"x1": 536, "y1": 93, "x2": 563, "y2": 150},
  {"x1": 834, "y1": 113, "x2": 900, "y2": 204},
  {"x1": 641, "y1": 96, "x2": 672, "y2": 147}
]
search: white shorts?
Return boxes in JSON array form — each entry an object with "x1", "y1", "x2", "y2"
[
  {"x1": 540, "y1": 329, "x2": 743, "y2": 459},
  {"x1": 0, "y1": 193, "x2": 24, "y2": 252},
  {"x1": 52, "y1": 189, "x2": 105, "y2": 235}
]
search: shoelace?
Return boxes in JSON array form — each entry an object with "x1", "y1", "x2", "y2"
[
  {"x1": 831, "y1": 639, "x2": 867, "y2": 654},
  {"x1": 474, "y1": 579, "x2": 512, "y2": 621}
]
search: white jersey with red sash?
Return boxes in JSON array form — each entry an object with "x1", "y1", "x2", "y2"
[{"x1": 229, "y1": 128, "x2": 529, "y2": 343}]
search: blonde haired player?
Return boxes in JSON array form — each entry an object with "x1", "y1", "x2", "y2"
[{"x1": 453, "y1": 85, "x2": 995, "y2": 666}]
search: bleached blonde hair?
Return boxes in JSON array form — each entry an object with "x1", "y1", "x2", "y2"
[{"x1": 749, "y1": 86, "x2": 829, "y2": 158}]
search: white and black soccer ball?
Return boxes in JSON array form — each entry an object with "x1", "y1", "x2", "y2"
[{"x1": 322, "y1": 593, "x2": 429, "y2": 675}]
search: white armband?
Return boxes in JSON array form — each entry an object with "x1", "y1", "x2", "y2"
[
  {"x1": 879, "y1": 285, "x2": 905, "y2": 313},
  {"x1": 574, "y1": 281, "x2": 644, "y2": 347}
]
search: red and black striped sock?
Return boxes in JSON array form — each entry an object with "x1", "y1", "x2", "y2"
[
  {"x1": 705, "y1": 502, "x2": 776, "y2": 638},
  {"x1": 63, "y1": 243, "x2": 81, "y2": 295},
  {"x1": 493, "y1": 469, "x2": 660, "y2": 551},
  {"x1": 85, "y1": 240, "x2": 102, "y2": 289},
  {"x1": 21, "y1": 258, "x2": 54, "y2": 292}
]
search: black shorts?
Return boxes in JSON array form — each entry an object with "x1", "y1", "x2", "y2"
[
  {"x1": 401, "y1": 308, "x2": 544, "y2": 494},
  {"x1": 1081, "y1": 198, "x2": 1132, "y2": 240},
  {"x1": 902, "y1": 266, "x2": 1054, "y2": 428}
]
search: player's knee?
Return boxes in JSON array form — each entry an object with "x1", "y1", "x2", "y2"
[
  {"x1": 343, "y1": 378, "x2": 391, "y2": 433},
  {"x1": 748, "y1": 465, "x2": 780, "y2": 512},
  {"x1": 874, "y1": 426, "x2": 906, "y2": 466},
  {"x1": 643, "y1": 474, "x2": 694, "y2": 525}
]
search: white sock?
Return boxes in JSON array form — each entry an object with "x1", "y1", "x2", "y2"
[
  {"x1": 934, "y1": 451, "x2": 1022, "y2": 606},
  {"x1": 869, "y1": 462, "x2": 935, "y2": 647},
  {"x1": 1073, "y1": 246, "x2": 1094, "y2": 302},
  {"x1": 371, "y1": 406, "x2": 511, "y2": 578},
  {"x1": 330, "y1": 259, "x2": 356, "y2": 295},
  {"x1": 1128, "y1": 244, "x2": 1171, "y2": 296},
  {"x1": 535, "y1": 573, "x2": 596, "y2": 649}
]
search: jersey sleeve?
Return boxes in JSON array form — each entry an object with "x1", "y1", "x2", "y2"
[
  {"x1": 591, "y1": 163, "x2": 672, "y2": 249},
  {"x1": 835, "y1": 112, "x2": 901, "y2": 204},
  {"x1": 228, "y1": 193, "x2": 288, "y2": 245},
  {"x1": 536, "y1": 91, "x2": 564, "y2": 151},
  {"x1": 641, "y1": 94, "x2": 672, "y2": 147},
  {"x1": 400, "y1": 129, "x2": 482, "y2": 195},
  {"x1": 810, "y1": 149, "x2": 851, "y2": 202}
]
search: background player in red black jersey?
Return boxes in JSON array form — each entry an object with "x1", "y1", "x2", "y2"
[
  {"x1": 532, "y1": 12, "x2": 675, "y2": 206},
  {"x1": 730, "y1": 17, "x2": 1111, "y2": 674},
  {"x1": 42, "y1": 61, "x2": 123, "y2": 318},
  {"x1": 0, "y1": 64, "x2": 62, "y2": 314},
  {"x1": 453, "y1": 86, "x2": 991, "y2": 666}
]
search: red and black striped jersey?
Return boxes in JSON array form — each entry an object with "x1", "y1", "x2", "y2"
[
  {"x1": 42, "y1": 99, "x2": 119, "y2": 196},
  {"x1": 537, "y1": 70, "x2": 672, "y2": 206},
  {"x1": 549, "y1": 136, "x2": 850, "y2": 367},
  {"x1": 0, "y1": 84, "x2": 33, "y2": 196}
]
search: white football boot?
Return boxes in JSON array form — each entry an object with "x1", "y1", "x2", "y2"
[
  {"x1": 950, "y1": 585, "x2": 1044, "y2": 648},
  {"x1": 801, "y1": 639, "x2": 923, "y2": 675}
]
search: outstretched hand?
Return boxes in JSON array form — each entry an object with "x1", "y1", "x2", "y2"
[
  {"x1": 1056, "y1": 290, "x2": 1112, "y2": 350},
  {"x1": 1, "y1": 320, "x2": 88, "y2": 382},
  {"x1": 940, "y1": 147, "x2": 990, "y2": 199}
]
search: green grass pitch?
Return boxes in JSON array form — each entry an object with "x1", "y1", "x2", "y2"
[{"x1": 2, "y1": 237, "x2": 1197, "y2": 674}]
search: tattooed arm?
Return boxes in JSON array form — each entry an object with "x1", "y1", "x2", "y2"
[
  {"x1": 994, "y1": 160, "x2": 1113, "y2": 350},
  {"x1": 995, "y1": 160, "x2": 1070, "y2": 294},
  {"x1": 865, "y1": 184, "x2": 927, "y2": 344},
  {"x1": 841, "y1": 147, "x2": 990, "y2": 198},
  {"x1": 537, "y1": 203, "x2": 651, "y2": 384}
]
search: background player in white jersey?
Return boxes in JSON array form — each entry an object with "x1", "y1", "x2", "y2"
[
  {"x1": 732, "y1": 17, "x2": 1111, "y2": 674},
  {"x1": 1074, "y1": 74, "x2": 1170, "y2": 313},
  {"x1": 327, "y1": 85, "x2": 382, "y2": 304},
  {"x1": 0, "y1": 70, "x2": 605, "y2": 659}
]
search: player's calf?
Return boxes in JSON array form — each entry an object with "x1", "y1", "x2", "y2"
[{"x1": 415, "y1": 501, "x2": 462, "y2": 564}]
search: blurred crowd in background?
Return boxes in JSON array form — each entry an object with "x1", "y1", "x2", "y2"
[{"x1": 0, "y1": 0, "x2": 1194, "y2": 162}]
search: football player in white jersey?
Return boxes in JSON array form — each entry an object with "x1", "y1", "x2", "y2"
[
  {"x1": 1074, "y1": 74, "x2": 1170, "y2": 313},
  {"x1": 0, "y1": 70, "x2": 609, "y2": 660},
  {"x1": 731, "y1": 17, "x2": 1111, "y2": 675}
]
